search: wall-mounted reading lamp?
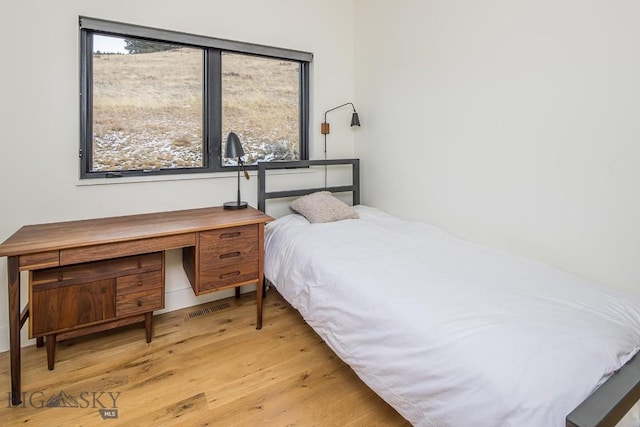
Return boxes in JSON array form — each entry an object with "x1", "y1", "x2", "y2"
[
  {"x1": 321, "y1": 102, "x2": 361, "y2": 157},
  {"x1": 320, "y1": 102, "x2": 361, "y2": 187}
]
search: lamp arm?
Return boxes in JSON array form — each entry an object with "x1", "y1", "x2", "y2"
[
  {"x1": 323, "y1": 102, "x2": 357, "y2": 122},
  {"x1": 238, "y1": 158, "x2": 250, "y2": 180}
]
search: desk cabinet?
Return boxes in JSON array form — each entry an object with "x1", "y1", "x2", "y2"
[
  {"x1": 184, "y1": 224, "x2": 260, "y2": 295},
  {"x1": 29, "y1": 252, "x2": 164, "y2": 369}
]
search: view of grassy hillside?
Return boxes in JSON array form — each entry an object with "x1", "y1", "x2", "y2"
[{"x1": 92, "y1": 45, "x2": 300, "y2": 171}]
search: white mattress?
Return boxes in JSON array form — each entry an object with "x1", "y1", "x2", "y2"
[{"x1": 264, "y1": 205, "x2": 640, "y2": 426}]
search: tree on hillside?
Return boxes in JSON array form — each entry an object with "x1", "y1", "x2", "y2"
[{"x1": 124, "y1": 39, "x2": 180, "y2": 54}]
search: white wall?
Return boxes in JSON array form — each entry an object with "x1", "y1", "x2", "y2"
[
  {"x1": 354, "y1": 1, "x2": 640, "y2": 293},
  {"x1": 8, "y1": 0, "x2": 638, "y2": 355},
  {"x1": 0, "y1": 0, "x2": 356, "y2": 351}
]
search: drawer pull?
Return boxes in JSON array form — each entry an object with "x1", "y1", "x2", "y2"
[
  {"x1": 57, "y1": 272, "x2": 64, "y2": 282},
  {"x1": 220, "y1": 252, "x2": 241, "y2": 260},
  {"x1": 219, "y1": 271, "x2": 240, "y2": 279},
  {"x1": 220, "y1": 232, "x2": 241, "y2": 239},
  {"x1": 137, "y1": 300, "x2": 143, "y2": 307}
]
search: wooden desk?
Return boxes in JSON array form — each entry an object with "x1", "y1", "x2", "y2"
[{"x1": 0, "y1": 206, "x2": 273, "y2": 405}]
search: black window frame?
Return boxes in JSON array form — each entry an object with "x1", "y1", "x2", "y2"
[{"x1": 79, "y1": 16, "x2": 311, "y2": 179}]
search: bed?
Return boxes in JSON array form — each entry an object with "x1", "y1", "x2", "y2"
[{"x1": 257, "y1": 159, "x2": 640, "y2": 427}]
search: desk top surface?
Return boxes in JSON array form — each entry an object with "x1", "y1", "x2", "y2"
[{"x1": 0, "y1": 206, "x2": 273, "y2": 257}]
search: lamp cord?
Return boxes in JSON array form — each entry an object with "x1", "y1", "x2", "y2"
[{"x1": 324, "y1": 133, "x2": 327, "y2": 189}]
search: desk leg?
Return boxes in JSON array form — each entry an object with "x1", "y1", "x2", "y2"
[
  {"x1": 46, "y1": 334, "x2": 56, "y2": 370},
  {"x1": 144, "y1": 312, "x2": 152, "y2": 343},
  {"x1": 8, "y1": 256, "x2": 22, "y2": 405},
  {"x1": 256, "y1": 223, "x2": 264, "y2": 330},
  {"x1": 256, "y1": 276, "x2": 263, "y2": 330}
]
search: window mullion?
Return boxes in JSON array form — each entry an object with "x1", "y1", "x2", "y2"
[
  {"x1": 207, "y1": 48, "x2": 223, "y2": 172},
  {"x1": 300, "y1": 62, "x2": 310, "y2": 161}
]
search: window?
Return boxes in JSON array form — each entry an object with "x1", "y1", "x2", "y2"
[{"x1": 80, "y1": 17, "x2": 311, "y2": 179}]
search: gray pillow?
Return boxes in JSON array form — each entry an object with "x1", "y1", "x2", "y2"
[{"x1": 290, "y1": 191, "x2": 359, "y2": 223}]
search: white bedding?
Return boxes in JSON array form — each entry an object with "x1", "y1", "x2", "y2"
[{"x1": 264, "y1": 205, "x2": 640, "y2": 426}]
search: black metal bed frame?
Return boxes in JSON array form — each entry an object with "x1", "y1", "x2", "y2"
[
  {"x1": 257, "y1": 159, "x2": 359, "y2": 213},
  {"x1": 566, "y1": 354, "x2": 640, "y2": 426},
  {"x1": 256, "y1": 158, "x2": 640, "y2": 427}
]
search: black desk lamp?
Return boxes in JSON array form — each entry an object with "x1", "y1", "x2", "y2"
[{"x1": 224, "y1": 132, "x2": 250, "y2": 210}]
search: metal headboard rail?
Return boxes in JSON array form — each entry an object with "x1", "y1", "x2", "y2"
[{"x1": 257, "y1": 159, "x2": 360, "y2": 213}]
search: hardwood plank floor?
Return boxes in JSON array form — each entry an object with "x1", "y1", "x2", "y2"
[{"x1": 0, "y1": 290, "x2": 410, "y2": 426}]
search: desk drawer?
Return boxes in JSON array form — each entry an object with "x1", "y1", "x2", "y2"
[
  {"x1": 32, "y1": 253, "x2": 162, "y2": 289},
  {"x1": 116, "y1": 288, "x2": 163, "y2": 317},
  {"x1": 60, "y1": 234, "x2": 194, "y2": 265},
  {"x1": 199, "y1": 259, "x2": 259, "y2": 293},
  {"x1": 117, "y1": 270, "x2": 163, "y2": 295},
  {"x1": 19, "y1": 251, "x2": 59, "y2": 270},
  {"x1": 200, "y1": 225, "x2": 257, "y2": 248},
  {"x1": 200, "y1": 236, "x2": 259, "y2": 269}
]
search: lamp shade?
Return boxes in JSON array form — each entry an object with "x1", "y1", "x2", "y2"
[
  {"x1": 351, "y1": 112, "x2": 361, "y2": 127},
  {"x1": 225, "y1": 132, "x2": 245, "y2": 158}
]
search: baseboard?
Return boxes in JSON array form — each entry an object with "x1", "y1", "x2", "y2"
[{"x1": 157, "y1": 283, "x2": 256, "y2": 314}]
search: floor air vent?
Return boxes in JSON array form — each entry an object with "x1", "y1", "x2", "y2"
[{"x1": 187, "y1": 302, "x2": 231, "y2": 320}]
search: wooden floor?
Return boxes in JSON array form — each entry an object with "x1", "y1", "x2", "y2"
[{"x1": 0, "y1": 290, "x2": 409, "y2": 426}]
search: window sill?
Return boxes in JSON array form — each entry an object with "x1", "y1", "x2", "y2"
[{"x1": 75, "y1": 167, "x2": 316, "y2": 186}]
